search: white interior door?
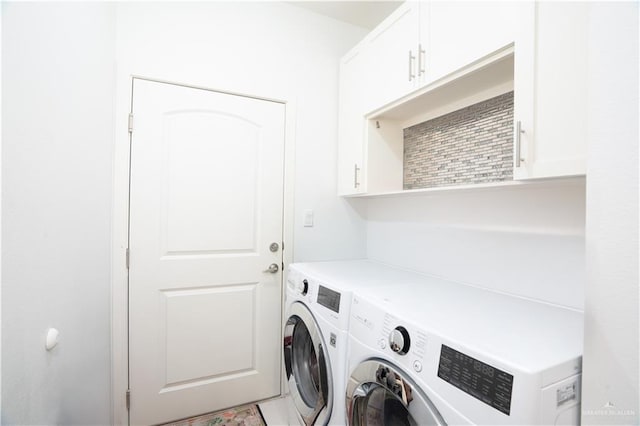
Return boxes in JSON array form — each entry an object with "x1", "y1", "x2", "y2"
[{"x1": 128, "y1": 78, "x2": 285, "y2": 425}]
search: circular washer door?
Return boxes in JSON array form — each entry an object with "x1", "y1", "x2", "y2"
[
  {"x1": 284, "y1": 301, "x2": 333, "y2": 425},
  {"x1": 346, "y1": 359, "x2": 446, "y2": 426}
]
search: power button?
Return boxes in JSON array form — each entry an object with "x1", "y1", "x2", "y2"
[
  {"x1": 378, "y1": 339, "x2": 387, "y2": 350},
  {"x1": 413, "y1": 360, "x2": 423, "y2": 372}
]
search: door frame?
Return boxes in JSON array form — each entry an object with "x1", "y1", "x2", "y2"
[{"x1": 111, "y1": 75, "x2": 296, "y2": 425}]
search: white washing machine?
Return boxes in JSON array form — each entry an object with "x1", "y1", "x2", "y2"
[
  {"x1": 346, "y1": 279, "x2": 584, "y2": 425},
  {"x1": 283, "y1": 260, "x2": 426, "y2": 425},
  {"x1": 284, "y1": 264, "x2": 343, "y2": 425}
]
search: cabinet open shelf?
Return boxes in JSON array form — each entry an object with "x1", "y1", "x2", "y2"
[
  {"x1": 344, "y1": 176, "x2": 585, "y2": 199},
  {"x1": 363, "y1": 44, "x2": 515, "y2": 196}
]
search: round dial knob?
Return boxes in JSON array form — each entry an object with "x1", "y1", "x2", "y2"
[
  {"x1": 301, "y1": 279, "x2": 309, "y2": 296},
  {"x1": 389, "y1": 326, "x2": 411, "y2": 355}
]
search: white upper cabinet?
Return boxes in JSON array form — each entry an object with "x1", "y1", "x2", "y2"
[
  {"x1": 337, "y1": 1, "x2": 589, "y2": 197},
  {"x1": 362, "y1": 1, "x2": 519, "y2": 111},
  {"x1": 337, "y1": 44, "x2": 369, "y2": 195},
  {"x1": 363, "y1": 2, "x2": 421, "y2": 112},
  {"x1": 426, "y1": 2, "x2": 519, "y2": 83},
  {"x1": 514, "y1": 2, "x2": 589, "y2": 180}
]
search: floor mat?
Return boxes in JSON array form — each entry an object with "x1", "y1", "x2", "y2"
[{"x1": 160, "y1": 404, "x2": 267, "y2": 426}]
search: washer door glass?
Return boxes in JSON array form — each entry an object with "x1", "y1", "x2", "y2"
[
  {"x1": 346, "y1": 360, "x2": 446, "y2": 426},
  {"x1": 353, "y1": 385, "x2": 415, "y2": 426},
  {"x1": 284, "y1": 302, "x2": 332, "y2": 425},
  {"x1": 292, "y1": 320, "x2": 321, "y2": 407}
]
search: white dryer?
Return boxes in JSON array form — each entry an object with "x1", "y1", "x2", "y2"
[
  {"x1": 346, "y1": 279, "x2": 584, "y2": 425},
  {"x1": 283, "y1": 260, "x2": 425, "y2": 425}
]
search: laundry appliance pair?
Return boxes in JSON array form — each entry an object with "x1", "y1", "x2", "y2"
[
  {"x1": 283, "y1": 260, "x2": 421, "y2": 425},
  {"x1": 283, "y1": 260, "x2": 584, "y2": 426}
]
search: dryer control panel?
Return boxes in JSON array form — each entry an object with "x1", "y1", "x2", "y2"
[
  {"x1": 389, "y1": 326, "x2": 411, "y2": 355},
  {"x1": 382, "y1": 313, "x2": 428, "y2": 375},
  {"x1": 437, "y1": 344, "x2": 514, "y2": 415}
]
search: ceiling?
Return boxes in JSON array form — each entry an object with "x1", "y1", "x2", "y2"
[{"x1": 288, "y1": 1, "x2": 403, "y2": 30}]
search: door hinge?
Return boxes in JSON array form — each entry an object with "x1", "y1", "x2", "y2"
[
  {"x1": 126, "y1": 389, "x2": 131, "y2": 411},
  {"x1": 128, "y1": 113, "x2": 134, "y2": 133},
  {"x1": 126, "y1": 248, "x2": 130, "y2": 269}
]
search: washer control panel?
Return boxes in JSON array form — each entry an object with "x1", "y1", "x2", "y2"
[
  {"x1": 287, "y1": 275, "x2": 309, "y2": 296},
  {"x1": 317, "y1": 284, "x2": 340, "y2": 313}
]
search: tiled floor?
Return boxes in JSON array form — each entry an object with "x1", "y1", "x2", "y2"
[{"x1": 258, "y1": 397, "x2": 293, "y2": 426}]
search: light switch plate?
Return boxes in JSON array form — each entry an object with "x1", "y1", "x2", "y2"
[{"x1": 303, "y1": 210, "x2": 314, "y2": 227}]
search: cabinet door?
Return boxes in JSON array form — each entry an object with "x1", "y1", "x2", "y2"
[
  {"x1": 337, "y1": 45, "x2": 368, "y2": 195},
  {"x1": 514, "y1": 2, "x2": 588, "y2": 179},
  {"x1": 364, "y1": 1, "x2": 420, "y2": 112},
  {"x1": 427, "y1": 1, "x2": 519, "y2": 83}
]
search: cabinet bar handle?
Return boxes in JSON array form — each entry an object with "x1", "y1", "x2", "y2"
[
  {"x1": 418, "y1": 44, "x2": 425, "y2": 76},
  {"x1": 515, "y1": 120, "x2": 525, "y2": 167},
  {"x1": 408, "y1": 50, "x2": 416, "y2": 81},
  {"x1": 354, "y1": 164, "x2": 360, "y2": 188}
]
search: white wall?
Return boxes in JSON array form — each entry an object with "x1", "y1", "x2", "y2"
[
  {"x1": 366, "y1": 180, "x2": 586, "y2": 309},
  {"x1": 3, "y1": 3, "x2": 367, "y2": 424},
  {"x1": 114, "y1": 2, "x2": 368, "y2": 264},
  {"x1": 1, "y1": 3, "x2": 115, "y2": 425},
  {"x1": 582, "y1": 2, "x2": 639, "y2": 423}
]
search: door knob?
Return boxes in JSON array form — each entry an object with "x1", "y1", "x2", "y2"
[{"x1": 264, "y1": 263, "x2": 279, "y2": 273}]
